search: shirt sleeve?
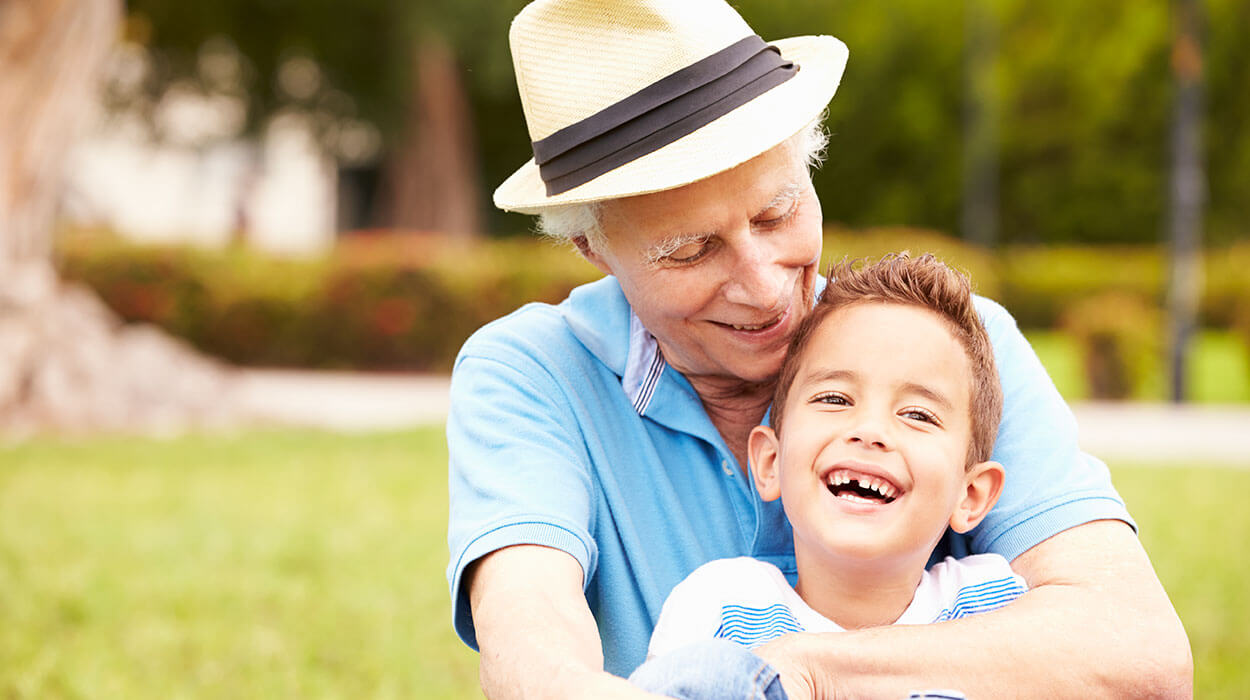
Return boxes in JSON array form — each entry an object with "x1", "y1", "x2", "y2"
[
  {"x1": 972, "y1": 297, "x2": 1136, "y2": 561},
  {"x1": 445, "y1": 341, "x2": 599, "y2": 651}
]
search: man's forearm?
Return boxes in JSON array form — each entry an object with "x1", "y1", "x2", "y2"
[
  {"x1": 470, "y1": 545, "x2": 662, "y2": 700},
  {"x1": 759, "y1": 521, "x2": 1192, "y2": 699}
]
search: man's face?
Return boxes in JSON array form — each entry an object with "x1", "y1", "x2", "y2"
[
  {"x1": 582, "y1": 144, "x2": 823, "y2": 385},
  {"x1": 771, "y1": 302, "x2": 976, "y2": 574}
]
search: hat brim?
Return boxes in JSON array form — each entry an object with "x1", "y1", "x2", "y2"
[{"x1": 493, "y1": 35, "x2": 849, "y2": 214}]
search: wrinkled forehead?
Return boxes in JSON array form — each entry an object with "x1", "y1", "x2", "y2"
[{"x1": 600, "y1": 144, "x2": 807, "y2": 243}]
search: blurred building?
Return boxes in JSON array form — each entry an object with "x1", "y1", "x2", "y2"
[{"x1": 58, "y1": 41, "x2": 352, "y2": 257}]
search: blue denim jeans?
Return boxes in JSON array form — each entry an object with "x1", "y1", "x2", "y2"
[
  {"x1": 628, "y1": 639, "x2": 789, "y2": 700},
  {"x1": 628, "y1": 638, "x2": 967, "y2": 700}
]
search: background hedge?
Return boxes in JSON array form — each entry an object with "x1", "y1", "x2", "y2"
[{"x1": 57, "y1": 229, "x2": 1250, "y2": 373}]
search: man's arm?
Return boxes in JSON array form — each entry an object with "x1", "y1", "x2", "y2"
[
  {"x1": 469, "y1": 544, "x2": 665, "y2": 700},
  {"x1": 758, "y1": 520, "x2": 1192, "y2": 699}
]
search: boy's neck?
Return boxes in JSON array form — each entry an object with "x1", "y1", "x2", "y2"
[{"x1": 792, "y1": 549, "x2": 927, "y2": 630}]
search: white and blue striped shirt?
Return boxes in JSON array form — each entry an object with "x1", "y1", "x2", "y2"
[{"x1": 648, "y1": 555, "x2": 1026, "y2": 657}]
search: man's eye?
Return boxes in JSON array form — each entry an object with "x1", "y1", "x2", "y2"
[
  {"x1": 665, "y1": 240, "x2": 713, "y2": 264},
  {"x1": 755, "y1": 200, "x2": 798, "y2": 227}
]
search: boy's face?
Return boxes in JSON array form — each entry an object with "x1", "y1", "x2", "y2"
[{"x1": 752, "y1": 301, "x2": 987, "y2": 572}]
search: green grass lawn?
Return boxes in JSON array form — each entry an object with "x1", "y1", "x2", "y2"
[
  {"x1": 1026, "y1": 329, "x2": 1250, "y2": 403},
  {"x1": 2, "y1": 428, "x2": 1247, "y2": 698}
]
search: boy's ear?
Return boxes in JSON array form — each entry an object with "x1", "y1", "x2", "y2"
[
  {"x1": 747, "y1": 425, "x2": 782, "y2": 502},
  {"x1": 572, "y1": 235, "x2": 613, "y2": 276},
  {"x1": 949, "y1": 460, "x2": 1005, "y2": 534}
]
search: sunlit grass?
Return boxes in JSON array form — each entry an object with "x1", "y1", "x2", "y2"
[
  {"x1": 1, "y1": 429, "x2": 1246, "y2": 697},
  {"x1": 1113, "y1": 463, "x2": 1250, "y2": 699},
  {"x1": 0, "y1": 429, "x2": 481, "y2": 699}
]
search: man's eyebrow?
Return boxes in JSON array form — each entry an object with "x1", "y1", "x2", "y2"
[
  {"x1": 642, "y1": 231, "x2": 712, "y2": 267},
  {"x1": 899, "y1": 382, "x2": 954, "y2": 412},
  {"x1": 755, "y1": 183, "x2": 803, "y2": 217},
  {"x1": 640, "y1": 184, "x2": 802, "y2": 266}
]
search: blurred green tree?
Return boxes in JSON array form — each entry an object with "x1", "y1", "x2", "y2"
[{"x1": 123, "y1": 0, "x2": 1247, "y2": 245}]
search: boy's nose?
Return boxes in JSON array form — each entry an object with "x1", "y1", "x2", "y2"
[{"x1": 846, "y1": 422, "x2": 890, "y2": 450}]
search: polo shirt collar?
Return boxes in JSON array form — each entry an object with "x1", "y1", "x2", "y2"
[{"x1": 562, "y1": 276, "x2": 669, "y2": 416}]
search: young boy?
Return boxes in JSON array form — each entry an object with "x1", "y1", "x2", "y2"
[{"x1": 634, "y1": 254, "x2": 1025, "y2": 698}]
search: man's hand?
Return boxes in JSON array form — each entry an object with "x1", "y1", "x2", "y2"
[
  {"x1": 469, "y1": 544, "x2": 668, "y2": 700},
  {"x1": 755, "y1": 633, "x2": 821, "y2": 700}
]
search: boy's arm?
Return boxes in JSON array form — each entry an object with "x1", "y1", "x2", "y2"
[
  {"x1": 756, "y1": 520, "x2": 1192, "y2": 699},
  {"x1": 469, "y1": 544, "x2": 668, "y2": 700}
]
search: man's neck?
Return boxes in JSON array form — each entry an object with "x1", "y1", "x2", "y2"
[
  {"x1": 793, "y1": 548, "x2": 927, "y2": 630},
  {"x1": 688, "y1": 375, "x2": 774, "y2": 472}
]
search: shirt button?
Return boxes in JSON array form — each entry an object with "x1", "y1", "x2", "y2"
[{"x1": 722, "y1": 459, "x2": 733, "y2": 476}]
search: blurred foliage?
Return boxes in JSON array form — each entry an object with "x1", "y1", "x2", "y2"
[
  {"x1": 122, "y1": 0, "x2": 1250, "y2": 244},
  {"x1": 823, "y1": 226, "x2": 1002, "y2": 300},
  {"x1": 56, "y1": 229, "x2": 1250, "y2": 372},
  {"x1": 1060, "y1": 292, "x2": 1163, "y2": 399},
  {"x1": 1234, "y1": 298, "x2": 1250, "y2": 384},
  {"x1": 57, "y1": 231, "x2": 598, "y2": 371}
]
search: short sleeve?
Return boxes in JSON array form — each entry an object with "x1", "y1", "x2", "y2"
[
  {"x1": 972, "y1": 297, "x2": 1136, "y2": 561},
  {"x1": 445, "y1": 342, "x2": 600, "y2": 650}
]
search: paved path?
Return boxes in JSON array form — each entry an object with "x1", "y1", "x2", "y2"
[{"x1": 236, "y1": 370, "x2": 1250, "y2": 465}]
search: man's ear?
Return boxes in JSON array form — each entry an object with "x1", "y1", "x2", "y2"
[
  {"x1": 949, "y1": 460, "x2": 1005, "y2": 534},
  {"x1": 572, "y1": 235, "x2": 613, "y2": 276},
  {"x1": 747, "y1": 425, "x2": 782, "y2": 502}
]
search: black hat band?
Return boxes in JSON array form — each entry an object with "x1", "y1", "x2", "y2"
[{"x1": 531, "y1": 34, "x2": 798, "y2": 196}]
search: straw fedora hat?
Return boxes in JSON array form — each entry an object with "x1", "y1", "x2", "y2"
[{"x1": 493, "y1": 0, "x2": 849, "y2": 214}]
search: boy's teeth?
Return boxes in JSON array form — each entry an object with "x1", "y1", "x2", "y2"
[{"x1": 826, "y1": 469, "x2": 898, "y2": 500}]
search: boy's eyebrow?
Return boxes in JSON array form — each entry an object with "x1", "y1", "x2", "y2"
[
  {"x1": 899, "y1": 382, "x2": 954, "y2": 412},
  {"x1": 800, "y1": 368, "x2": 856, "y2": 386}
]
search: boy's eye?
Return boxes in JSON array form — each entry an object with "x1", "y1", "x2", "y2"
[
  {"x1": 900, "y1": 407, "x2": 939, "y2": 425},
  {"x1": 812, "y1": 392, "x2": 850, "y2": 406}
]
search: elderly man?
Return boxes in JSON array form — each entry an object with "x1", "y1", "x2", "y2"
[{"x1": 447, "y1": 0, "x2": 1191, "y2": 697}]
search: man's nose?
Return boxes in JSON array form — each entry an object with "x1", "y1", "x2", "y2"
[{"x1": 722, "y1": 241, "x2": 788, "y2": 309}]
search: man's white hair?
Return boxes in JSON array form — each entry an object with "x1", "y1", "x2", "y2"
[{"x1": 537, "y1": 116, "x2": 829, "y2": 254}]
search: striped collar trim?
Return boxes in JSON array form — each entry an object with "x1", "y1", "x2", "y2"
[{"x1": 621, "y1": 311, "x2": 665, "y2": 415}]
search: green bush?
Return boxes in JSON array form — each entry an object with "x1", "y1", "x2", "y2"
[
  {"x1": 1203, "y1": 241, "x2": 1250, "y2": 328},
  {"x1": 1060, "y1": 292, "x2": 1163, "y2": 400},
  {"x1": 823, "y1": 227, "x2": 1002, "y2": 300},
  {"x1": 57, "y1": 231, "x2": 599, "y2": 371},
  {"x1": 997, "y1": 246, "x2": 1165, "y2": 328},
  {"x1": 55, "y1": 229, "x2": 1249, "y2": 372}
]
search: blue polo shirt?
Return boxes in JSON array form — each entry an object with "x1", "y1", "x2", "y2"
[{"x1": 446, "y1": 275, "x2": 1133, "y2": 677}]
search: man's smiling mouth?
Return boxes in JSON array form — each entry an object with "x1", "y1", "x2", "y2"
[
  {"x1": 717, "y1": 309, "x2": 786, "y2": 332},
  {"x1": 825, "y1": 468, "x2": 900, "y2": 505}
]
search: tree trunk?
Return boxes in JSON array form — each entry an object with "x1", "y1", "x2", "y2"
[
  {"x1": 1166, "y1": 0, "x2": 1205, "y2": 403},
  {"x1": 381, "y1": 35, "x2": 483, "y2": 238},
  {"x1": 0, "y1": 0, "x2": 235, "y2": 435}
]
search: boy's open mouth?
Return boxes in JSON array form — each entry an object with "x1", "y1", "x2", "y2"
[{"x1": 825, "y1": 468, "x2": 900, "y2": 505}]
